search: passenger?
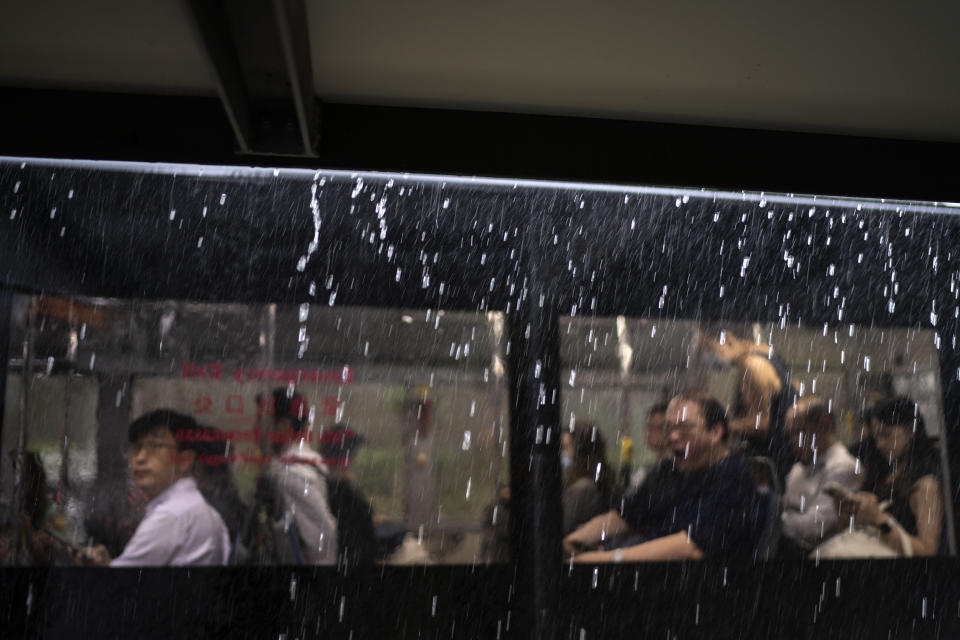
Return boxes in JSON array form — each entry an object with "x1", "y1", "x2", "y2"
[
  {"x1": 561, "y1": 421, "x2": 612, "y2": 536},
  {"x1": 192, "y1": 426, "x2": 247, "y2": 544},
  {"x1": 698, "y1": 328, "x2": 797, "y2": 482},
  {"x1": 82, "y1": 410, "x2": 230, "y2": 566},
  {"x1": 628, "y1": 403, "x2": 669, "y2": 490},
  {"x1": 265, "y1": 387, "x2": 338, "y2": 564},
  {"x1": 779, "y1": 397, "x2": 860, "y2": 558},
  {"x1": 318, "y1": 424, "x2": 377, "y2": 570},
  {"x1": 840, "y1": 397, "x2": 943, "y2": 556},
  {"x1": 563, "y1": 392, "x2": 762, "y2": 563},
  {"x1": 0, "y1": 451, "x2": 71, "y2": 566}
]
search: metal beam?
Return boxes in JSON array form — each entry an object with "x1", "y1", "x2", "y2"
[
  {"x1": 184, "y1": 0, "x2": 319, "y2": 156},
  {"x1": 273, "y1": 0, "x2": 320, "y2": 155},
  {"x1": 184, "y1": 0, "x2": 253, "y2": 153}
]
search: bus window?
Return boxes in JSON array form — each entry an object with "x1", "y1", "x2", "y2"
[{"x1": 1, "y1": 295, "x2": 509, "y2": 567}]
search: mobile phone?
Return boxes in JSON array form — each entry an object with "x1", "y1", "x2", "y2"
[{"x1": 823, "y1": 482, "x2": 854, "y2": 500}]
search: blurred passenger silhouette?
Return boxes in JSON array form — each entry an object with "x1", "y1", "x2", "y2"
[
  {"x1": 697, "y1": 327, "x2": 798, "y2": 482},
  {"x1": 561, "y1": 421, "x2": 612, "y2": 536},
  {"x1": 779, "y1": 397, "x2": 861, "y2": 558},
  {"x1": 318, "y1": 423, "x2": 377, "y2": 570},
  {"x1": 838, "y1": 397, "x2": 943, "y2": 557},
  {"x1": 628, "y1": 403, "x2": 670, "y2": 491}
]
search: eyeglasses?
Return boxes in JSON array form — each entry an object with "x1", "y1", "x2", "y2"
[
  {"x1": 660, "y1": 421, "x2": 701, "y2": 437},
  {"x1": 125, "y1": 439, "x2": 177, "y2": 459}
]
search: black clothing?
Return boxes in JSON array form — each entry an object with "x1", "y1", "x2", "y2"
[
  {"x1": 608, "y1": 454, "x2": 762, "y2": 559},
  {"x1": 734, "y1": 351, "x2": 796, "y2": 483},
  {"x1": 326, "y1": 477, "x2": 377, "y2": 569}
]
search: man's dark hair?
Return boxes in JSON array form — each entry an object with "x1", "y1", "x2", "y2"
[
  {"x1": 128, "y1": 409, "x2": 201, "y2": 452},
  {"x1": 792, "y1": 397, "x2": 835, "y2": 433},
  {"x1": 273, "y1": 387, "x2": 308, "y2": 432},
  {"x1": 673, "y1": 391, "x2": 728, "y2": 440},
  {"x1": 648, "y1": 403, "x2": 669, "y2": 417}
]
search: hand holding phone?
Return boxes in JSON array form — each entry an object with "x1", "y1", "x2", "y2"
[{"x1": 823, "y1": 482, "x2": 855, "y2": 501}]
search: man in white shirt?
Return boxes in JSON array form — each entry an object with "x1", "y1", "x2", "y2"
[
  {"x1": 85, "y1": 410, "x2": 230, "y2": 566},
  {"x1": 779, "y1": 396, "x2": 861, "y2": 558},
  {"x1": 265, "y1": 387, "x2": 338, "y2": 564}
]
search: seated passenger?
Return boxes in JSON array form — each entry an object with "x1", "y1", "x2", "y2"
[
  {"x1": 318, "y1": 424, "x2": 377, "y2": 569},
  {"x1": 193, "y1": 426, "x2": 247, "y2": 544},
  {"x1": 840, "y1": 397, "x2": 943, "y2": 556},
  {"x1": 84, "y1": 410, "x2": 230, "y2": 566},
  {"x1": 564, "y1": 392, "x2": 762, "y2": 562},
  {"x1": 561, "y1": 421, "x2": 612, "y2": 536},
  {"x1": 264, "y1": 387, "x2": 338, "y2": 564},
  {"x1": 628, "y1": 403, "x2": 669, "y2": 491},
  {"x1": 779, "y1": 397, "x2": 860, "y2": 558}
]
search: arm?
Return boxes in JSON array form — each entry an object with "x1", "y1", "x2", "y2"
[
  {"x1": 781, "y1": 465, "x2": 860, "y2": 549},
  {"x1": 887, "y1": 476, "x2": 943, "y2": 556},
  {"x1": 562, "y1": 510, "x2": 629, "y2": 556},
  {"x1": 110, "y1": 511, "x2": 178, "y2": 566},
  {"x1": 844, "y1": 476, "x2": 943, "y2": 557},
  {"x1": 726, "y1": 356, "x2": 776, "y2": 437},
  {"x1": 573, "y1": 531, "x2": 704, "y2": 563}
]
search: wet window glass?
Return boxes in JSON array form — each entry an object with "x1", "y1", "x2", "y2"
[
  {"x1": 3, "y1": 156, "x2": 960, "y2": 637},
  {"x1": 1, "y1": 295, "x2": 510, "y2": 567},
  {"x1": 560, "y1": 316, "x2": 955, "y2": 561}
]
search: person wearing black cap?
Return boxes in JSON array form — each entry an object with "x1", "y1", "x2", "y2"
[
  {"x1": 319, "y1": 424, "x2": 377, "y2": 569},
  {"x1": 265, "y1": 387, "x2": 338, "y2": 564},
  {"x1": 82, "y1": 409, "x2": 230, "y2": 566}
]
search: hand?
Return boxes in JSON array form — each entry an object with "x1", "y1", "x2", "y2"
[
  {"x1": 71, "y1": 544, "x2": 110, "y2": 566},
  {"x1": 838, "y1": 491, "x2": 886, "y2": 528},
  {"x1": 572, "y1": 550, "x2": 612, "y2": 564},
  {"x1": 563, "y1": 530, "x2": 590, "y2": 557}
]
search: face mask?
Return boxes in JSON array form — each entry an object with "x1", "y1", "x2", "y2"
[{"x1": 560, "y1": 454, "x2": 573, "y2": 471}]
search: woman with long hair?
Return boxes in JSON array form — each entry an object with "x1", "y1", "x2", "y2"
[
  {"x1": 561, "y1": 421, "x2": 612, "y2": 536},
  {"x1": 843, "y1": 397, "x2": 943, "y2": 556}
]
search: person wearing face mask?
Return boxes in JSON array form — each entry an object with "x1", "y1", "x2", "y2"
[{"x1": 561, "y1": 422, "x2": 612, "y2": 536}]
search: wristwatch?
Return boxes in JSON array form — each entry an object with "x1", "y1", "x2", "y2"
[{"x1": 611, "y1": 549, "x2": 624, "y2": 563}]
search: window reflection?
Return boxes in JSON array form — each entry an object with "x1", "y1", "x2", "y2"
[{"x1": 1, "y1": 295, "x2": 509, "y2": 566}]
